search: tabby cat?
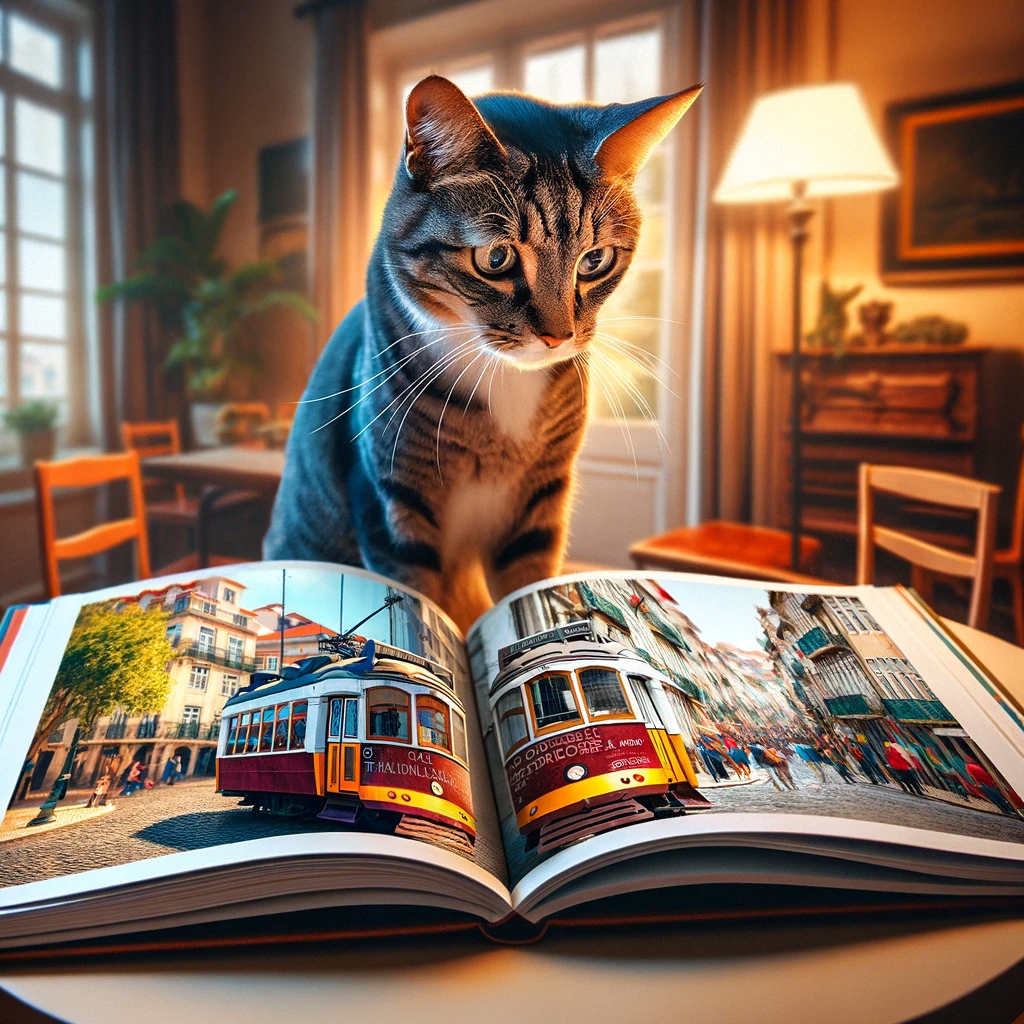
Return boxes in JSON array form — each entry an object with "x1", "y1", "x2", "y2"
[{"x1": 264, "y1": 76, "x2": 701, "y2": 631}]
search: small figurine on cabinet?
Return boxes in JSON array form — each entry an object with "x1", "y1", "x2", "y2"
[
  {"x1": 856, "y1": 300, "x2": 893, "y2": 347},
  {"x1": 805, "y1": 281, "x2": 864, "y2": 357}
]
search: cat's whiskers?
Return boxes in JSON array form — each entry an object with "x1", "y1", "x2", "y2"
[
  {"x1": 588, "y1": 357, "x2": 640, "y2": 481},
  {"x1": 388, "y1": 336, "x2": 485, "y2": 474},
  {"x1": 349, "y1": 338, "x2": 481, "y2": 446},
  {"x1": 588, "y1": 347, "x2": 670, "y2": 454},
  {"x1": 376, "y1": 322, "x2": 480, "y2": 357},
  {"x1": 435, "y1": 350, "x2": 487, "y2": 482},
  {"x1": 591, "y1": 333, "x2": 681, "y2": 399}
]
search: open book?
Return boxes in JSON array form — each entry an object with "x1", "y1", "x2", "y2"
[{"x1": 1, "y1": 561, "x2": 1023, "y2": 956}]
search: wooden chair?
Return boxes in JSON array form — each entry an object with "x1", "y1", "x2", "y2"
[
  {"x1": 993, "y1": 426, "x2": 1024, "y2": 645},
  {"x1": 121, "y1": 419, "x2": 190, "y2": 522},
  {"x1": 35, "y1": 452, "x2": 151, "y2": 599},
  {"x1": 856, "y1": 463, "x2": 1001, "y2": 630}
]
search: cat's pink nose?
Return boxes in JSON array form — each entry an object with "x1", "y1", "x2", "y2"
[{"x1": 538, "y1": 332, "x2": 574, "y2": 349}]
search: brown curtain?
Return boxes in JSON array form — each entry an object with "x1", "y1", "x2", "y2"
[
  {"x1": 305, "y1": 0, "x2": 370, "y2": 341},
  {"x1": 696, "y1": 0, "x2": 809, "y2": 525},
  {"x1": 92, "y1": 0, "x2": 181, "y2": 451}
]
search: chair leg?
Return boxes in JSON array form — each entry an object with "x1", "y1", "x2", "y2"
[{"x1": 910, "y1": 566, "x2": 933, "y2": 607}]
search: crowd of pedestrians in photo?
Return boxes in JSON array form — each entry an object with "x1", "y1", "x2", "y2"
[{"x1": 692, "y1": 724, "x2": 1021, "y2": 818}]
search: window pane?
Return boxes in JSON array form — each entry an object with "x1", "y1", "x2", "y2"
[
  {"x1": 447, "y1": 64, "x2": 494, "y2": 97},
  {"x1": 594, "y1": 29, "x2": 661, "y2": 104},
  {"x1": 18, "y1": 238, "x2": 64, "y2": 291},
  {"x1": 20, "y1": 294, "x2": 65, "y2": 338},
  {"x1": 15, "y1": 99, "x2": 65, "y2": 175},
  {"x1": 0, "y1": 93, "x2": 5, "y2": 157},
  {"x1": 578, "y1": 667, "x2": 629, "y2": 715},
  {"x1": 9, "y1": 15, "x2": 62, "y2": 89},
  {"x1": 529, "y1": 673, "x2": 580, "y2": 729},
  {"x1": 0, "y1": 292, "x2": 6, "y2": 331},
  {"x1": 0, "y1": 340, "x2": 6, "y2": 397},
  {"x1": 524, "y1": 44, "x2": 586, "y2": 103},
  {"x1": 18, "y1": 173, "x2": 65, "y2": 238},
  {"x1": 21, "y1": 341, "x2": 67, "y2": 397},
  {"x1": 0, "y1": 166, "x2": 5, "y2": 227}
]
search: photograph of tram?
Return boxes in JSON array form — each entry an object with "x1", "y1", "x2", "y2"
[
  {"x1": 217, "y1": 636, "x2": 476, "y2": 850},
  {"x1": 1, "y1": 564, "x2": 507, "y2": 891},
  {"x1": 470, "y1": 574, "x2": 1024, "y2": 886}
]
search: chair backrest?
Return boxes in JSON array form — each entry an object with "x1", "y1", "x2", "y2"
[
  {"x1": 856, "y1": 463, "x2": 1001, "y2": 630},
  {"x1": 35, "y1": 452, "x2": 151, "y2": 599},
  {"x1": 121, "y1": 419, "x2": 181, "y2": 458},
  {"x1": 122, "y1": 419, "x2": 184, "y2": 503}
]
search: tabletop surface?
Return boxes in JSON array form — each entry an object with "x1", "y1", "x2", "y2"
[
  {"x1": 3, "y1": 622, "x2": 1023, "y2": 1024},
  {"x1": 143, "y1": 447, "x2": 285, "y2": 489}
]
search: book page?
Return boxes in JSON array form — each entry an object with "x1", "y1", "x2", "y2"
[
  {"x1": 466, "y1": 570, "x2": 1024, "y2": 898},
  {"x1": 0, "y1": 561, "x2": 509, "y2": 920}
]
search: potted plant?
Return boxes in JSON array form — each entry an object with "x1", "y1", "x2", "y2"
[
  {"x1": 4, "y1": 400, "x2": 59, "y2": 466},
  {"x1": 97, "y1": 189, "x2": 317, "y2": 444}
]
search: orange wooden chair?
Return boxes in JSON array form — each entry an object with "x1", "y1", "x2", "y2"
[
  {"x1": 121, "y1": 419, "x2": 191, "y2": 522},
  {"x1": 35, "y1": 452, "x2": 152, "y2": 599},
  {"x1": 856, "y1": 463, "x2": 1001, "y2": 631}
]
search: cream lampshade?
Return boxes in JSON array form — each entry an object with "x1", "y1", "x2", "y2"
[
  {"x1": 712, "y1": 82, "x2": 898, "y2": 569},
  {"x1": 714, "y1": 82, "x2": 899, "y2": 203}
]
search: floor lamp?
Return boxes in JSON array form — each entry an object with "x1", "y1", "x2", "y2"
[{"x1": 713, "y1": 83, "x2": 899, "y2": 569}]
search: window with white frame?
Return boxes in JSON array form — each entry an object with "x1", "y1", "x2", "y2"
[
  {"x1": 221, "y1": 672, "x2": 239, "y2": 697},
  {"x1": 388, "y1": 16, "x2": 671, "y2": 422},
  {"x1": 188, "y1": 664, "x2": 209, "y2": 691},
  {"x1": 182, "y1": 705, "x2": 201, "y2": 725},
  {"x1": 0, "y1": 3, "x2": 92, "y2": 452}
]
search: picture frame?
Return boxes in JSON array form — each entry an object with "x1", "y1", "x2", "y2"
[{"x1": 881, "y1": 80, "x2": 1024, "y2": 285}]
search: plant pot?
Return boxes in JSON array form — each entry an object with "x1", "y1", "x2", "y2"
[
  {"x1": 19, "y1": 428, "x2": 56, "y2": 467},
  {"x1": 190, "y1": 401, "x2": 226, "y2": 449}
]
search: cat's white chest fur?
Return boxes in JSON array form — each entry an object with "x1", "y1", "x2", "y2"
[
  {"x1": 442, "y1": 478, "x2": 514, "y2": 563},
  {"x1": 486, "y1": 366, "x2": 550, "y2": 441}
]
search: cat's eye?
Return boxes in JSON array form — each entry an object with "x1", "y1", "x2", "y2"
[
  {"x1": 473, "y1": 244, "x2": 518, "y2": 276},
  {"x1": 577, "y1": 246, "x2": 616, "y2": 280}
]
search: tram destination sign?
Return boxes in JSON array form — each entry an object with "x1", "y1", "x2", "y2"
[{"x1": 499, "y1": 621, "x2": 593, "y2": 669}]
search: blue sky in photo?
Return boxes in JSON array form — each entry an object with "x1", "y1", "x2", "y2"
[
  {"x1": 228, "y1": 567, "x2": 399, "y2": 643},
  {"x1": 656, "y1": 579, "x2": 772, "y2": 653}
]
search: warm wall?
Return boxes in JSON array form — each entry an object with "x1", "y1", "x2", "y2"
[
  {"x1": 825, "y1": 0, "x2": 1024, "y2": 349},
  {"x1": 177, "y1": 0, "x2": 316, "y2": 403}
]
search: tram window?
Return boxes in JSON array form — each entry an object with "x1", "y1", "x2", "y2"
[
  {"x1": 529, "y1": 673, "x2": 581, "y2": 731},
  {"x1": 235, "y1": 713, "x2": 250, "y2": 754},
  {"x1": 452, "y1": 710, "x2": 468, "y2": 763},
  {"x1": 416, "y1": 694, "x2": 451, "y2": 751},
  {"x1": 246, "y1": 716, "x2": 260, "y2": 757},
  {"x1": 225, "y1": 716, "x2": 239, "y2": 753},
  {"x1": 496, "y1": 689, "x2": 528, "y2": 756},
  {"x1": 578, "y1": 667, "x2": 630, "y2": 716},
  {"x1": 273, "y1": 704, "x2": 291, "y2": 750},
  {"x1": 328, "y1": 699, "x2": 343, "y2": 741},
  {"x1": 367, "y1": 687, "x2": 410, "y2": 742},
  {"x1": 343, "y1": 698, "x2": 359, "y2": 739},
  {"x1": 290, "y1": 701, "x2": 308, "y2": 748},
  {"x1": 259, "y1": 707, "x2": 275, "y2": 751}
]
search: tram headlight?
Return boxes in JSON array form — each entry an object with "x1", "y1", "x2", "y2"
[
  {"x1": 430, "y1": 781, "x2": 444, "y2": 797},
  {"x1": 564, "y1": 763, "x2": 587, "y2": 782}
]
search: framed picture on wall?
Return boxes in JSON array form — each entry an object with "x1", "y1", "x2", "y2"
[{"x1": 881, "y1": 80, "x2": 1024, "y2": 284}]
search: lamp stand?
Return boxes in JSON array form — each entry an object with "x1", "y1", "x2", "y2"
[{"x1": 787, "y1": 181, "x2": 813, "y2": 570}]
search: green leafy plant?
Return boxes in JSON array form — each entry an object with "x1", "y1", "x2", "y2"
[
  {"x1": 4, "y1": 399, "x2": 59, "y2": 433},
  {"x1": 97, "y1": 190, "x2": 317, "y2": 397}
]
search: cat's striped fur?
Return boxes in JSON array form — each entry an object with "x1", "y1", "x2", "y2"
[{"x1": 264, "y1": 76, "x2": 701, "y2": 631}]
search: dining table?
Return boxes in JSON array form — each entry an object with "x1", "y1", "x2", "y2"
[{"x1": 142, "y1": 446, "x2": 285, "y2": 567}]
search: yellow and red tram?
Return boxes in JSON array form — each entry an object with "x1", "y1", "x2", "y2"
[
  {"x1": 489, "y1": 623, "x2": 709, "y2": 853},
  {"x1": 217, "y1": 639, "x2": 475, "y2": 841}
]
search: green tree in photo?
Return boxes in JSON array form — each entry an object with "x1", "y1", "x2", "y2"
[{"x1": 29, "y1": 601, "x2": 175, "y2": 762}]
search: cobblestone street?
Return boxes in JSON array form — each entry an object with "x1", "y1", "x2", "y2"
[{"x1": 0, "y1": 779, "x2": 504, "y2": 889}]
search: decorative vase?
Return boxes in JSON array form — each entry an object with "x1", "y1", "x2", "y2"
[
  {"x1": 19, "y1": 428, "x2": 56, "y2": 467},
  {"x1": 190, "y1": 401, "x2": 226, "y2": 448}
]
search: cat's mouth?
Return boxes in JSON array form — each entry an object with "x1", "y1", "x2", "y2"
[{"x1": 481, "y1": 332, "x2": 584, "y2": 370}]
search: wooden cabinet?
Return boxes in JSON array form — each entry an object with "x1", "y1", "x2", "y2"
[{"x1": 775, "y1": 346, "x2": 988, "y2": 543}]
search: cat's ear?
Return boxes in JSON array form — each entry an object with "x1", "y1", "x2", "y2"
[
  {"x1": 405, "y1": 76, "x2": 505, "y2": 183},
  {"x1": 594, "y1": 84, "x2": 703, "y2": 180}
]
